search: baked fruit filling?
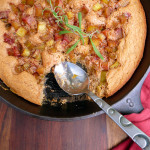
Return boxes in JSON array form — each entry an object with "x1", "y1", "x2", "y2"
[{"x1": 1, "y1": 0, "x2": 131, "y2": 98}]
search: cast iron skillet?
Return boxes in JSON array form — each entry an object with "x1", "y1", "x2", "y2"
[{"x1": 0, "y1": 0, "x2": 150, "y2": 121}]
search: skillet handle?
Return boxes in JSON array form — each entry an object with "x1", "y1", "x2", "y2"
[
  {"x1": 112, "y1": 66, "x2": 150, "y2": 114},
  {"x1": 88, "y1": 91, "x2": 150, "y2": 150}
]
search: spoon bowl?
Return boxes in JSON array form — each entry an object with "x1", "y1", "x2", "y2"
[
  {"x1": 54, "y1": 62, "x2": 150, "y2": 149},
  {"x1": 54, "y1": 62, "x2": 89, "y2": 95}
]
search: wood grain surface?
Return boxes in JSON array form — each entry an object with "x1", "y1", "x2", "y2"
[{"x1": 0, "y1": 100, "x2": 127, "y2": 150}]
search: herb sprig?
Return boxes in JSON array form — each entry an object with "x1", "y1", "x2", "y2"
[{"x1": 43, "y1": 0, "x2": 104, "y2": 60}]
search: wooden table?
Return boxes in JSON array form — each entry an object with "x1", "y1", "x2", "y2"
[{"x1": 0, "y1": 100, "x2": 127, "y2": 150}]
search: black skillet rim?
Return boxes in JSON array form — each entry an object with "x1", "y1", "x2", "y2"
[{"x1": 0, "y1": 95, "x2": 104, "y2": 121}]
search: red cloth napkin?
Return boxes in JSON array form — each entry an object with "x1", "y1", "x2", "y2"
[{"x1": 113, "y1": 72, "x2": 150, "y2": 150}]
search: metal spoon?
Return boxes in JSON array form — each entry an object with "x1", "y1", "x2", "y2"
[{"x1": 54, "y1": 62, "x2": 150, "y2": 149}]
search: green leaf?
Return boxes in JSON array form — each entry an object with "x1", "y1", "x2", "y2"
[
  {"x1": 78, "y1": 12, "x2": 82, "y2": 29},
  {"x1": 53, "y1": 11, "x2": 58, "y2": 17},
  {"x1": 66, "y1": 39, "x2": 81, "y2": 54},
  {"x1": 90, "y1": 38, "x2": 104, "y2": 60},
  {"x1": 64, "y1": 15, "x2": 69, "y2": 24},
  {"x1": 48, "y1": 0, "x2": 53, "y2": 9},
  {"x1": 66, "y1": 24, "x2": 82, "y2": 32},
  {"x1": 59, "y1": 30, "x2": 73, "y2": 35},
  {"x1": 76, "y1": 30, "x2": 84, "y2": 44}
]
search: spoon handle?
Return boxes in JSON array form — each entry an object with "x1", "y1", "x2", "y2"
[{"x1": 88, "y1": 91, "x2": 150, "y2": 150}]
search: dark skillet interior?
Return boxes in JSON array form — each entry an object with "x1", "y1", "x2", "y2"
[{"x1": 0, "y1": 0, "x2": 150, "y2": 121}]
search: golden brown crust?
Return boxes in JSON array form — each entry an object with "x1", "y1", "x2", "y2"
[
  {"x1": 106, "y1": 0, "x2": 147, "y2": 96},
  {"x1": 0, "y1": 0, "x2": 43, "y2": 105}
]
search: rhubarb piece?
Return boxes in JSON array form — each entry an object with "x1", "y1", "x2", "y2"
[
  {"x1": 22, "y1": 48, "x2": 30, "y2": 57},
  {"x1": 16, "y1": 27, "x2": 27, "y2": 37},
  {"x1": 93, "y1": 3, "x2": 103, "y2": 12}
]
